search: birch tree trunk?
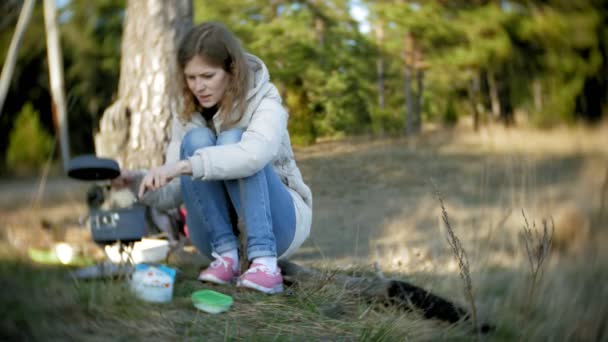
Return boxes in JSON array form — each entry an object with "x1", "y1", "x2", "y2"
[
  {"x1": 44, "y1": 0, "x2": 70, "y2": 172},
  {"x1": 0, "y1": 0, "x2": 35, "y2": 117},
  {"x1": 95, "y1": 0, "x2": 192, "y2": 169}
]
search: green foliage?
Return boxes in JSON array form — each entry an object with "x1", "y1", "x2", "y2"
[
  {"x1": 1, "y1": 0, "x2": 606, "y2": 158},
  {"x1": 0, "y1": 3, "x2": 50, "y2": 167},
  {"x1": 195, "y1": 0, "x2": 377, "y2": 143},
  {"x1": 0, "y1": 0, "x2": 123, "y2": 167},
  {"x1": 370, "y1": 107, "x2": 402, "y2": 136},
  {"x1": 443, "y1": 98, "x2": 459, "y2": 127},
  {"x1": 285, "y1": 89, "x2": 316, "y2": 146},
  {"x1": 59, "y1": 0, "x2": 124, "y2": 153},
  {"x1": 6, "y1": 103, "x2": 54, "y2": 173},
  {"x1": 512, "y1": 2, "x2": 604, "y2": 124}
]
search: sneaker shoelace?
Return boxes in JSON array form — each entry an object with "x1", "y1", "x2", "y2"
[
  {"x1": 246, "y1": 264, "x2": 276, "y2": 275},
  {"x1": 210, "y1": 252, "x2": 230, "y2": 270}
]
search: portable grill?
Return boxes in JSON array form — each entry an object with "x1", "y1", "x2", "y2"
[{"x1": 67, "y1": 155, "x2": 149, "y2": 245}]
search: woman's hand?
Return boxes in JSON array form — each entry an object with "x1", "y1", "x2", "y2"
[{"x1": 138, "y1": 160, "x2": 192, "y2": 199}]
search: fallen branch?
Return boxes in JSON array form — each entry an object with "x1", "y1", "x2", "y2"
[{"x1": 279, "y1": 260, "x2": 492, "y2": 332}]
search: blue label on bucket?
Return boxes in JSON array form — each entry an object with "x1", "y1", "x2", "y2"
[
  {"x1": 135, "y1": 264, "x2": 176, "y2": 279},
  {"x1": 158, "y1": 265, "x2": 176, "y2": 279},
  {"x1": 131, "y1": 264, "x2": 176, "y2": 303}
]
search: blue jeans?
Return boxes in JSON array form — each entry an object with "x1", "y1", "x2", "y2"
[{"x1": 180, "y1": 127, "x2": 296, "y2": 260}]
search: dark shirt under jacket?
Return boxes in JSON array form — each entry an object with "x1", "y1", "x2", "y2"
[{"x1": 201, "y1": 105, "x2": 218, "y2": 122}]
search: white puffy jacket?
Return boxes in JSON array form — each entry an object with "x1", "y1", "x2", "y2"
[{"x1": 139, "y1": 54, "x2": 312, "y2": 259}]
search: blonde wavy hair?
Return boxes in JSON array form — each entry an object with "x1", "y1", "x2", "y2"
[{"x1": 177, "y1": 22, "x2": 250, "y2": 127}]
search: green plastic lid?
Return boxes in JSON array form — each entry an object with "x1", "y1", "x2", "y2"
[{"x1": 191, "y1": 290, "x2": 233, "y2": 314}]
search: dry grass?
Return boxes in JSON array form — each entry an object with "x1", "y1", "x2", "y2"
[
  {"x1": 0, "y1": 241, "x2": 473, "y2": 341},
  {"x1": 434, "y1": 185, "x2": 479, "y2": 337},
  {"x1": 520, "y1": 210, "x2": 553, "y2": 316},
  {"x1": 1, "y1": 124, "x2": 607, "y2": 340}
]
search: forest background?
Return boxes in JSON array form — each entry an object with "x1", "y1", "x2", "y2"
[
  {"x1": 2, "y1": 1, "x2": 608, "y2": 340},
  {"x1": 1, "y1": 0, "x2": 607, "y2": 173}
]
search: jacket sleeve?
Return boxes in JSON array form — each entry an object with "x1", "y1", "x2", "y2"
[
  {"x1": 140, "y1": 178, "x2": 182, "y2": 211},
  {"x1": 125, "y1": 170, "x2": 183, "y2": 211},
  {"x1": 188, "y1": 99, "x2": 287, "y2": 180},
  {"x1": 125, "y1": 114, "x2": 185, "y2": 211},
  {"x1": 165, "y1": 115, "x2": 185, "y2": 165}
]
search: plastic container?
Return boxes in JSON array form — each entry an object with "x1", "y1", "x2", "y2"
[
  {"x1": 191, "y1": 290, "x2": 234, "y2": 314},
  {"x1": 131, "y1": 238, "x2": 170, "y2": 263},
  {"x1": 130, "y1": 264, "x2": 176, "y2": 303},
  {"x1": 105, "y1": 238, "x2": 170, "y2": 264}
]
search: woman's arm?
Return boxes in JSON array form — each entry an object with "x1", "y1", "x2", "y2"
[
  {"x1": 137, "y1": 160, "x2": 190, "y2": 198},
  {"x1": 114, "y1": 114, "x2": 189, "y2": 209}
]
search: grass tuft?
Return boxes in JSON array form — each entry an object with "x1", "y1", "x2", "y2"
[
  {"x1": 520, "y1": 209, "x2": 554, "y2": 317},
  {"x1": 433, "y1": 184, "x2": 480, "y2": 337}
]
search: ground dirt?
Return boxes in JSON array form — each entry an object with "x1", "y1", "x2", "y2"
[
  {"x1": 1, "y1": 124, "x2": 607, "y2": 340},
  {"x1": 1, "y1": 125, "x2": 607, "y2": 267}
]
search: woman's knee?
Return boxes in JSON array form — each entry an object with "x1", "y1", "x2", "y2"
[
  {"x1": 216, "y1": 128, "x2": 244, "y2": 146},
  {"x1": 181, "y1": 127, "x2": 215, "y2": 158}
]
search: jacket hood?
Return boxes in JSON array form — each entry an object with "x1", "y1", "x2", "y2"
[
  {"x1": 245, "y1": 53, "x2": 271, "y2": 101},
  {"x1": 205, "y1": 53, "x2": 282, "y2": 132}
]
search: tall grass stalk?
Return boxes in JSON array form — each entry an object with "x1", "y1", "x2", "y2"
[
  {"x1": 434, "y1": 185, "x2": 479, "y2": 337},
  {"x1": 520, "y1": 210, "x2": 554, "y2": 314}
]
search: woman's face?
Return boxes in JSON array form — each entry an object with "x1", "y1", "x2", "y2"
[{"x1": 184, "y1": 55, "x2": 230, "y2": 108}]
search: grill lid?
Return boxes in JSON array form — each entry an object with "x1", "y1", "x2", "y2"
[{"x1": 67, "y1": 155, "x2": 120, "y2": 181}]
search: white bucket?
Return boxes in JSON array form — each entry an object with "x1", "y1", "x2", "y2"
[
  {"x1": 130, "y1": 264, "x2": 176, "y2": 303},
  {"x1": 131, "y1": 239, "x2": 170, "y2": 263},
  {"x1": 105, "y1": 238, "x2": 170, "y2": 264}
]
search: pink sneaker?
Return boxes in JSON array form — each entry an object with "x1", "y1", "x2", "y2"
[
  {"x1": 237, "y1": 263, "x2": 283, "y2": 294},
  {"x1": 198, "y1": 252, "x2": 239, "y2": 285}
]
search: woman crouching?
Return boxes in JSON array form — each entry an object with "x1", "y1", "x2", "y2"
[{"x1": 115, "y1": 22, "x2": 312, "y2": 294}]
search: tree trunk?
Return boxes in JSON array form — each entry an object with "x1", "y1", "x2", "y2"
[
  {"x1": 469, "y1": 74, "x2": 480, "y2": 131},
  {"x1": 377, "y1": 58, "x2": 385, "y2": 109},
  {"x1": 576, "y1": 76, "x2": 604, "y2": 122},
  {"x1": 44, "y1": 0, "x2": 70, "y2": 172},
  {"x1": 403, "y1": 32, "x2": 421, "y2": 136},
  {"x1": 532, "y1": 78, "x2": 543, "y2": 114},
  {"x1": 413, "y1": 69, "x2": 424, "y2": 134},
  {"x1": 487, "y1": 70, "x2": 500, "y2": 120},
  {"x1": 498, "y1": 70, "x2": 514, "y2": 126},
  {"x1": 95, "y1": 0, "x2": 193, "y2": 169},
  {"x1": 376, "y1": 56, "x2": 385, "y2": 136},
  {"x1": 314, "y1": 17, "x2": 325, "y2": 46},
  {"x1": 375, "y1": 24, "x2": 385, "y2": 110},
  {"x1": 404, "y1": 65, "x2": 414, "y2": 135},
  {"x1": 374, "y1": 22, "x2": 386, "y2": 136},
  {"x1": 0, "y1": 0, "x2": 35, "y2": 117}
]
